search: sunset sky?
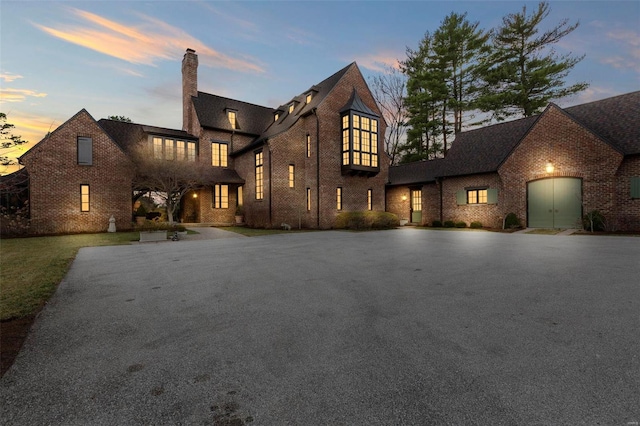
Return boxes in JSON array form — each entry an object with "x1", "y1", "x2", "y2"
[{"x1": 1, "y1": 1, "x2": 638, "y2": 172}]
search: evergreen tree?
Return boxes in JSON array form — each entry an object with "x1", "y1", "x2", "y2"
[
  {"x1": 479, "y1": 2, "x2": 588, "y2": 119},
  {"x1": 400, "y1": 13, "x2": 489, "y2": 161}
]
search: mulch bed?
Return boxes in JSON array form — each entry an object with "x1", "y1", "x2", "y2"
[{"x1": 1, "y1": 314, "x2": 36, "y2": 377}]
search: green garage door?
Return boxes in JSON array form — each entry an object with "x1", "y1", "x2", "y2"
[{"x1": 528, "y1": 178, "x2": 582, "y2": 228}]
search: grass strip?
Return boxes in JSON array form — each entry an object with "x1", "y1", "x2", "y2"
[{"x1": 1, "y1": 232, "x2": 137, "y2": 321}]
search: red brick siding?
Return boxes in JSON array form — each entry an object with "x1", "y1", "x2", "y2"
[
  {"x1": 442, "y1": 173, "x2": 503, "y2": 228},
  {"x1": 21, "y1": 110, "x2": 134, "y2": 234},
  {"x1": 614, "y1": 155, "x2": 640, "y2": 231},
  {"x1": 499, "y1": 105, "x2": 624, "y2": 228}
]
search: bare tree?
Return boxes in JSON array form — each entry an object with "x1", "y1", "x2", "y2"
[
  {"x1": 369, "y1": 66, "x2": 407, "y2": 165},
  {"x1": 131, "y1": 144, "x2": 209, "y2": 224}
]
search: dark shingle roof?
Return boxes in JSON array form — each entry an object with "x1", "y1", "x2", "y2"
[
  {"x1": 339, "y1": 89, "x2": 377, "y2": 115},
  {"x1": 442, "y1": 116, "x2": 539, "y2": 177},
  {"x1": 563, "y1": 91, "x2": 640, "y2": 155},
  {"x1": 393, "y1": 91, "x2": 639, "y2": 183},
  {"x1": 388, "y1": 158, "x2": 448, "y2": 186},
  {"x1": 98, "y1": 119, "x2": 198, "y2": 153},
  {"x1": 192, "y1": 93, "x2": 274, "y2": 136},
  {"x1": 231, "y1": 62, "x2": 356, "y2": 155}
]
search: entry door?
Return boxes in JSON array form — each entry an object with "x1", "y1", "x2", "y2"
[
  {"x1": 411, "y1": 189, "x2": 422, "y2": 223},
  {"x1": 528, "y1": 178, "x2": 582, "y2": 228}
]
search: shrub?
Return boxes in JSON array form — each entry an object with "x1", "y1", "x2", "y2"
[
  {"x1": 135, "y1": 204, "x2": 147, "y2": 217},
  {"x1": 470, "y1": 221, "x2": 483, "y2": 229},
  {"x1": 443, "y1": 220, "x2": 455, "y2": 228},
  {"x1": 432, "y1": 220, "x2": 442, "y2": 227},
  {"x1": 0, "y1": 202, "x2": 30, "y2": 237},
  {"x1": 504, "y1": 212, "x2": 521, "y2": 229},
  {"x1": 334, "y1": 211, "x2": 399, "y2": 230},
  {"x1": 583, "y1": 210, "x2": 606, "y2": 232},
  {"x1": 455, "y1": 221, "x2": 467, "y2": 228}
]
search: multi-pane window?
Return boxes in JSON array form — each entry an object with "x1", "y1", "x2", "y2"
[
  {"x1": 306, "y1": 134, "x2": 311, "y2": 158},
  {"x1": 336, "y1": 187, "x2": 342, "y2": 210},
  {"x1": 342, "y1": 113, "x2": 378, "y2": 168},
  {"x1": 288, "y1": 164, "x2": 295, "y2": 188},
  {"x1": 152, "y1": 137, "x2": 196, "y2": 161},
  {"x1": 306, "y1": 93, "x2": 312, "y2": 104},
  {"x1": 80, "y1": 184, "x2": 90, "y2": 212},
  {"x1": 467, "y1": 189, "x2": 488, "y2": 204},
  {"x1": 77, "y1": 137, "x2": 92, "y2": 165},
  {"x1": 228, "y1": 110, "x2": 237, "y2": 129},
  {"x1": 367, "y1": 189, "x2": 373, "y2": 211},
  {"x1": 212, "y1": 142, "x2": 228, "y2": 167},
  {"x1": 255, "y1": 151, "x2": 264, "y2": 200},
  {"x1": 307, "y1": 188, "x2": 311, "y2": 211},
  {"x1": 289, "y1": 103, "x2": 295, "y2": 114},
  {"x1": 213, "y1": 184, "x2": 229, "y2": 209}
]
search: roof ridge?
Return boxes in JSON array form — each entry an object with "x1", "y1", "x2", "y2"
[{"x1": 196, "y1": 91, "x2": 274, "y2": 111}]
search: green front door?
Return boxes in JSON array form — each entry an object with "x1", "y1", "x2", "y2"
[
  {"x1": 411, "y1": 189, "x2": 422, "y2": 223},
  {"x1": 527, "y1": 178, "x2": 582, "y2": 228}
]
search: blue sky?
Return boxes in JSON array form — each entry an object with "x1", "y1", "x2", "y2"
[{"x1": 1, "y1": 1, "x2": 638, "y2": 169}]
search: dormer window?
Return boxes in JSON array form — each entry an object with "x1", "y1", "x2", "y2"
[
  {"x1": 288, "y1": 103, "x2": 295, "y2": 114},
  {"x1": 227, "y1": 109, "x2": 237, "y2": 129},
  {"x1": 274, "y1": 113, "x2": 279, "y2": 122},
  {"x1": 306, "y1": 93, "x2": 312, "y2": 104}
]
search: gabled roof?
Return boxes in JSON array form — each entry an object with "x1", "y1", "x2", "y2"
[
  {"x1": 387, "y1": 158, "x2": 448, "y2": 186},
  {"x1": 562, "y1": 91, "x2": 640, "y2": 155},
  {"x1": 442, "y1": 115, "x2": 539, "y2": 177},
  {"x1": 192, "y1": 92, "x2": 274, "y2": 136},
  {"x1": 392, "y1": 91, "x2": 639, "y2": 183}
]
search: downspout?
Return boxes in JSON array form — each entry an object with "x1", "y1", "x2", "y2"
[
  {"x1": 313, "y1": 108, "x2": 320, "y2": 229},
  {"x1": 438, "y1": 177, "x2": 444, "y2": 223},
  {"x1": 267, "y1": 140, "x2": 272, "y2": 228}
]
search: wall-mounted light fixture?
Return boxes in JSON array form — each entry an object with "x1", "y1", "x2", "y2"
[
  {"x1": 545, "y1": 161, "x2": 554, "y2": 174},
  {"x1": 401, "y1": 195, "x2": 407, "y2": 201},
  {"x1": 193, "y1": 193, "x2": 198, "y2": 198}
]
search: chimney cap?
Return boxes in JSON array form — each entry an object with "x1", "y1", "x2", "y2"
[{"x1": 186, "y1": 48, "x2": 196, "y2": 53}]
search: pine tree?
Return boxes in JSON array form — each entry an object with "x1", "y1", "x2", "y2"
[{"x1": 478, "y1": 1, "x2": 588, "y2": 119}]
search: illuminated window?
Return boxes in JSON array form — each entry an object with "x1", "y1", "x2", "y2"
[
  {"x1": 153, "y1": 137, "x2": 163, "y2": 159},
  {"x1": 80, "y1": 184, "x2": 90, "y2": 212},
  {"x1": 237, "y1": 186, "x2": 243, "y2": 207},
  {"x1": 212, "y1": 142, "x2": 228, "y2": 167},
  {"x1": 307, "y1": 188, "x2": 311, "y2": 211},
  {"x1": 274, "y1": 113, "x2": 279, "y2": 122},
  {"x1": 77, "y1": 137, "x2": 92, "y2": 165},
  {"x1": 306, "y1": 134, "x2": 311, "y2": 158},
  {"x1": 213, "y1": 184, "x2": 229, "y2": 209},
  {"x1": 306, "y1": 93, "x2": 312, "y2": 104},
  {"x1": 289, "y1": 103, "x2": 295, "y2": 114},
  {"x1": 187, "y1": 142, "x2": 196, "y2": 162},
  {"x1": 467, "y1": 189, "x2": 488, "y2": 204},
  {"x1": 342, "y1": 113, "x2": 379, "y2": 169},
  {"x1": 255, "y1": 151, "x2": 264, "y2": 200},
  {"x1": 336, "y1": 187, "x2": 342, "y2": 210},
  {"x1": 367, "y1": 189, "x2": 373, "y2": 211},
  {"x1": 228, "y1": 110, "x2": 237, "y2": 129},
  {"x1": 164, "y1": 139, "x2": 174, "y2": 160},
  {"x1": 177, "y1": 141, "x2": 185, "y2": 160},
  {"x1": 289, "y1": 164, "x2": 295, "y2": 188}
]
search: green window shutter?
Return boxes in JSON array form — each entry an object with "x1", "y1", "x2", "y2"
[
  {"x1": 456, "y1": 190, "x2": 467, "y2": 205},
  {"x1": 631, "y1": 177, "x2": 640, "y2": 199},
  {"x1": 487, "y1": 188, "x2": 498, "y2": 204}
]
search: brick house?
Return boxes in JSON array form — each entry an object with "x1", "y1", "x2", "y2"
[
  {"x1": 12, "y1": 49, "x2": 388, "y2": 233},
  {"x1": 387, "y1": 92, "x2": 640, "y2": 231}
]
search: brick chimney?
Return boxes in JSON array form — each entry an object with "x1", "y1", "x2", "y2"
[{"x1": 182, "y1": 48, "x2": 198, "y2": 134}]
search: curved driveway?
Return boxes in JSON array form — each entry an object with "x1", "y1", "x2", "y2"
[{"x1": 1, "y1": 229, "x2": 639, "y2": 425}]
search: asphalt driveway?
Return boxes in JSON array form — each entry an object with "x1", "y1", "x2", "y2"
[{"x1": 1, "y1": 229, "x2": 639, "y2": 425}]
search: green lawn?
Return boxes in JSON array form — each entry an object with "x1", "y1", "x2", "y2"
[{"x1": 0, "y1": 232, "x2": 138, "y2": 321}]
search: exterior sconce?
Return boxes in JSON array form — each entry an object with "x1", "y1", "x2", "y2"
[
  {"x1": 401, "y1": 195, "x2": 407, "y2": 201},
  {"x1": 545, "y1": 162, "x2": 554, "y2": 174},
  {"x1": 193, "y1": 193, "x2": 198, "y2": 198}
]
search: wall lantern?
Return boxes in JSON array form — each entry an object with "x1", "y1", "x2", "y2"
[
  {"x1": 401, "y1": 195, "x2": 407, "y2": 201},
  {"x1": 193, "y1": 193, "x2": 198, "y2": 198},
  {"x1": 545, "y1": 161, "x2": 555, "y2": 174}
]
